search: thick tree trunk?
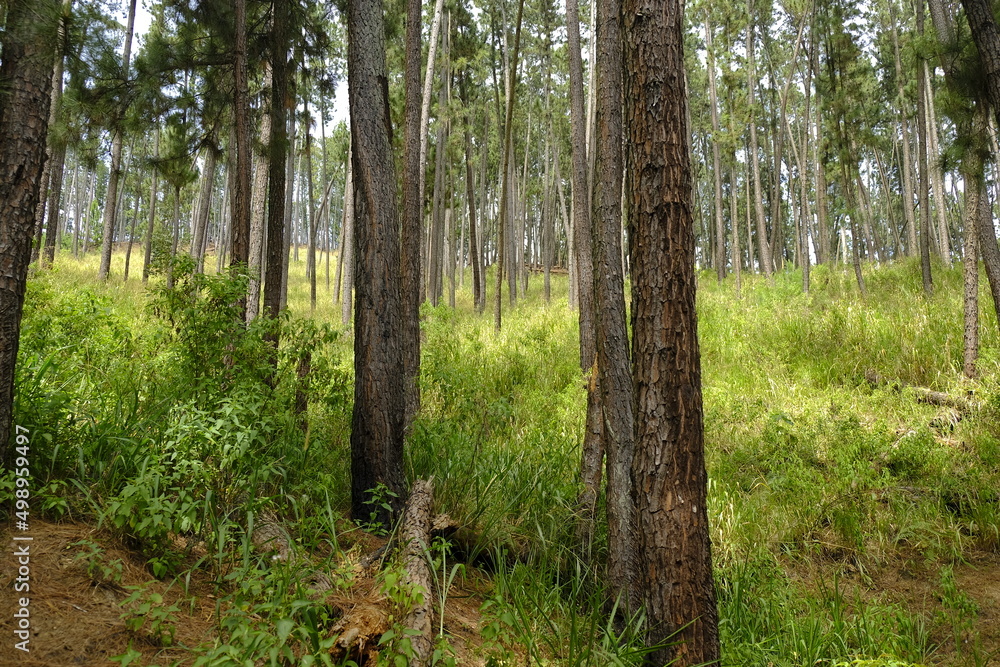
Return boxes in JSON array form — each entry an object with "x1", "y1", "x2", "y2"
[
  {"x1": 263, "y1": 0, "x2": 289, "y2": 326},
  {"x1": 963, "y1": 172, "x2": 980, "y2": 379},
  {"x1": 348, "y1": 0, "x2": 407, "y2": 524},
  {"x1": 593, "y1": 0, "x2": 637, "y2": 613},
  {"x1": 280, "y1": 111, "x2": 296, "y2": 312},
  {"x1": 402, "y1": 0, "x2": 423, "y2": 431},
  {"x1": 98, "y1": 0, "x2": 137, "y2": 280},
  {"x1": 622, "y1": 0, "x2": 720, "y2": 661},
  {"x1": 963, "y1": 0, "x2": 1000, "y2": 133},
  {"x1": 0, "y1": 0, "x2": 58, "y2": 462}
]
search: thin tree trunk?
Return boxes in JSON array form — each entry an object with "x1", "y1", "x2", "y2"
[
  {"x1": 248, "y1": 65, "x2": 272, "y2": 322},
  {"x1": 98, "y1": 0, "x2": 137, "y2": 280},
  {"x1": 917, "y1": 0, "x2": 934, "y2": 296},
  {"x1": 341, "y1": 144, "x2": 355, "y2": 326},
  {"x1": 705, "y1": 15, "x2": 726, "y2": 282},
  {"x1": 593, "y1": 0, "x2": 637, "y2": 613},
  {"x1": 231, "y1": 0, "x2": 251, "y2": 314},
  {"x1": 963, "y1": 171, "x2": 980, "y2": 379},
  {"x1": 494, "y1": 0, "x2": 526, "y2": 331},
  {"x1": 923, "y1": 63, "x2": 951, "y2": 262},
  {"x1": 747, "y1": 16, "x2": 773, "y2": 278}
]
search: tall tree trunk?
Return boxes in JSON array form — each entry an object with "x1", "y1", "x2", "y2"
[
  {"x1": 622, "y1": 0, "x2": 720, "y2": 660},
  {"x1": 747, "y1": 17, "x2": 773, "y2": 277},
  {"x1": 341, "y1": 144, "x2": 355, "y2": 326},
  {"x1": 247, "y1": 65, "x2": 272, "y2": 322},
  {"x1": 304, "y1": 99, "x2": 318, "y2": 313},
  {"x1": 963, "y1": 171, "x2": 980, "y2": 379},
  {"x1": 922, "y1": 63, "x2": 951, "y2": 262},
  {"x1": 230, "y1": 0, "x2": 251, "y2": 312},
  {"x1": 348, "y1": 0, "x2": 407, "y2": 525},
  {"x1": 191, "y1": 142, "x2": 219, "y2": 274},
  {"x1": 705, "y1": 15, "x2": 726, "y2": 283},
  {"x1": 280, "y1": 111, "x2": 296, "y2": 311},
  {"x1": 730, "y1": 165, "x2": 742, "y2": 295},
  {"x1": 41, "y1": 0, "x2": 72, "y2": 268},
  {"x1": 401, "y1": 0, "x2": 423, "y2": 430},
  {"x1": 0, "y1": 0, "x2": 58, "y2": 462},
  {"x1": 142, "y1": 130, "x2": 159, "y2": 283},
  {"x1": 593, "y1": 0, "x2": 637, "y2": 613},
  {"x1": 263, "y1": 0, "x2": 289, "y2": 327},
  {"x1": 494, "y1": 0, "x2": 526, "y2": 331},
  {"x1": 98, "y1": 0, "x2": 137, "y2": 280},
  {"x1": 917, "y1": 0, "x2": 934, "y2": 296},
  {"x1": 566, "y1": 0, "x2": 603, "y2": 552},
  {"x1": 463, "y1": 107, "x2": 483, "y2": 313}
]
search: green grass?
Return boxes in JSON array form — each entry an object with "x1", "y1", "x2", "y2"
[{"x1": 6, "y1": 248, "x2": 1000, "y2": 665}]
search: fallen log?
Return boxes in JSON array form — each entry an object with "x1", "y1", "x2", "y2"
[
  {"x1": 400, "y1": 478, "x2": 434, "y2": 666},
  {"x1": 864, "y1": 369, "x2": 973, "y2": 412}
]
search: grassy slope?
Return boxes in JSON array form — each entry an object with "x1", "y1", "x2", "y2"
[{"x1": 5, "y1": 250, "x2": 1000, "y2": 665}]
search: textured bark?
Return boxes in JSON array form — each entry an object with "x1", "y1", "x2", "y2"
[
  {"x1": 922, "y1": 64, "x2": 950, "y2": 262},
  {"x1": 565, "y1": 0, "x2": 595, "y2": 363},
  {"x1": 230, "y1": 0, "x2": 251, "y2": 294},
  {"x1": 593, "y1": 0, "x2": 637, "y2": 613},
  {"x1": 348, "y1": 0, "x2": 406, "y2": 525},
  {"x1": 964, "y1": 0, "x2": 1000, "y2": 133},
  {"x1": 622, "y1": 0, "x2": 720, "y2": 661},
  {"x1": 729, "y1": 166, "x2": 742, "y2": 295},
  {"x1": 263, "y1": 0, "x2": 289, "y2": 322},
  {"x1": 963, "y1": 173, "x2": 980, "y2": 379},
  {"x1": 400, "y1": 479, "x2": 435, "y2": 665},
  {"x1": 98, "y1": 0, "x2": 136, "y2": 280},
  {"x1": 402, "y1": 0, "x2": 423, "y2": 431},
  {"x1": 0, "y1": 0, "x2": 58, "y2": 463},
  {"x1": 247, "y1": 65, "x2": 271, "y2": 323},
  {"x1": 304, "y1": 101, "x2": 318, "y2": 313},
  {"x1": 566, "y1": 0, "x2": 603, "y2": 553}
]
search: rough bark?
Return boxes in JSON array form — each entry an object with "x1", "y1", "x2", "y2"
[
  {"x1": 964, "y1": 0, "x2": 1000, "y2": 133},
  {"x1": 963, "y1": 172, "x2": 980, "y2": 379},
  {"x1": 247, "y1": 65, "x2": 271, "y2": 323},
  {"x1": 98, "y1": 0, "x2": 136, "y2": 280},
  {"x1": 0, "y1": 0, "x2": 58, "y2": 463},
  {"x1": 263, "y1": 0, "x2": 289, "y2": 326},
  {"x1": 191, "y1": 142, "x2": 218, "y2": 274},
  {"x1": 622, "y1": 0, "x2": 720, "y2": 661},
  {"x1": 593, "y1": 0, "x2": 637, "y2": 613},
  {"x1": 348, "y1": 0, "x2": 406, "y2": 524},
  {"x1": 402, "y1": 0, "x2": 423, "y2": 431},
  {"x1": 41, "y1": 0, "x2": 72, "y2": 268},
  {"x1": 230, "y1": 0, "x2": 251, "y2": 300},
  {"x1": 142, "y1": 130, "x2": 159, "y2": 283}
]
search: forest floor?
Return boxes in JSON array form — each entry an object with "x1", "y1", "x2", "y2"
[
  {"x1": 4, "y1": 253, "x2": 1000, "y2": 665},
  {"x1": 0, "y1": 520, "x2": 495, "y2": 666}
]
